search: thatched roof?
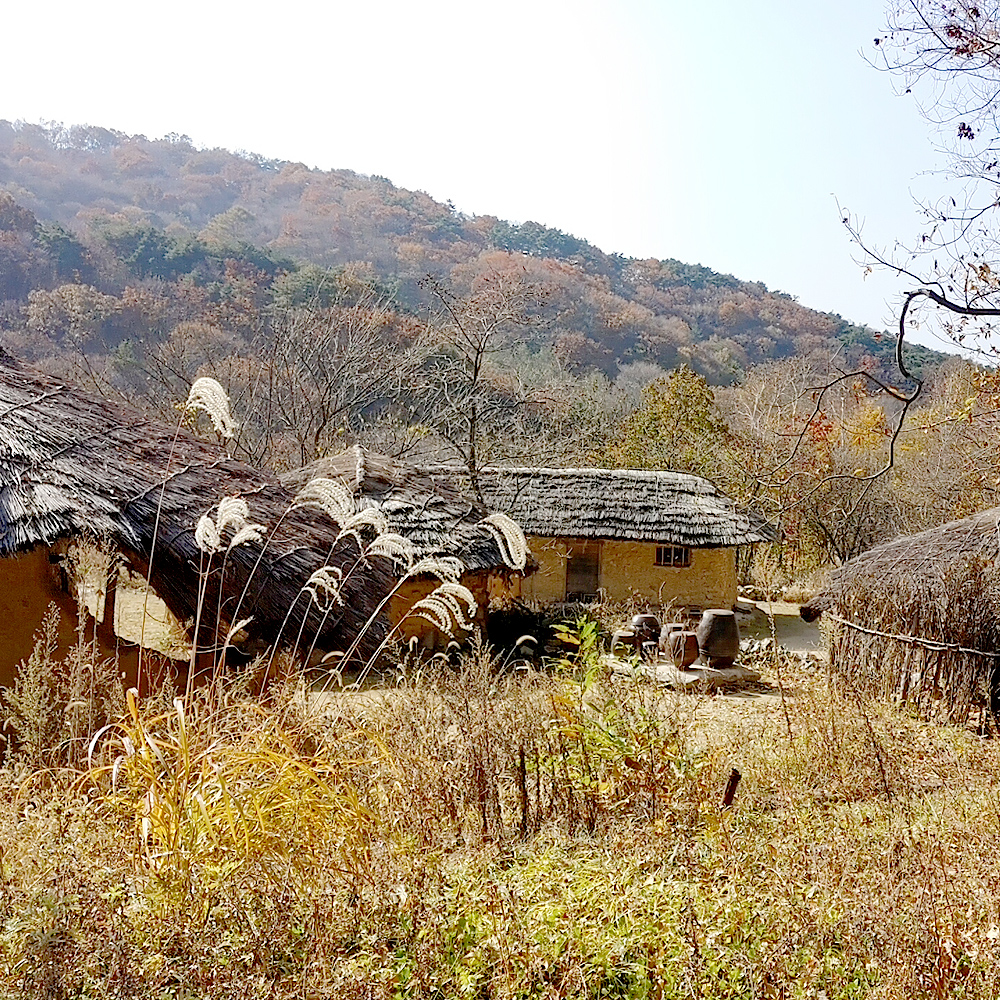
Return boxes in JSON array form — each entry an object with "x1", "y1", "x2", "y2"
[
  {"x1": 280, "y1": 446, "x2": 514, "y2": 574},
  {"x1": 0, "y1": 350, "x2": 392, "y2": 657},
  {"x1": 464, "y1": 466, "x2": 774, "y2": 548},
  {"x1": 801, "y1": 507, "x2": 1000, "y2": 622},
  {"x1": 800, "y1": 508, "x2": 1000, "y2": 726}
]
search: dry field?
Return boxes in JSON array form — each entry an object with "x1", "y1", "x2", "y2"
[{"x1": 1, "y1": 615, "x2": 999, "y2": 999}]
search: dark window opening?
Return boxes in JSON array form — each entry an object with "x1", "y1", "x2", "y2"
[{"x1": 655, "y1": 545, "x2": 691, "y2": 568}]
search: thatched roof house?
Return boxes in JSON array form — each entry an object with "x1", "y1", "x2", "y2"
[
  {"x1": 0, "y1": 350, "x2": 392, "y2": 673},
  {"x1": 465, "y1": 466, "x2": 773, "y2": 608},
  {"x1": 801, "y1": 508, "x2": 1000, "y2": 725},
  {"x1": 281, "y1": 447, "x2": 526, "y2": 646}
]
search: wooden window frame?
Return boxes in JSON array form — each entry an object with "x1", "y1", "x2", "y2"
[{"x1": 655, "y1": 544, "x2": 691, "y2": 568}]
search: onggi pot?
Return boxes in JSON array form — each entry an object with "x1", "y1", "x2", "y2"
[{"x1": 695, "y1": 609, "x2": 740, "y2": 669}]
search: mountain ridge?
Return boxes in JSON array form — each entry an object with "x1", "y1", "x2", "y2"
[{"x1": 0, "y1": 119, "x2": 946, "y2": 383}]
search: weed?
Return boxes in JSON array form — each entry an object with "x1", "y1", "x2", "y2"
[
  {"x1": 2, "y1": 603, "x2": 124, "y2": 770},
  {"x1": 2, "y1": 641, "x2": 1000, "y2": 996}
]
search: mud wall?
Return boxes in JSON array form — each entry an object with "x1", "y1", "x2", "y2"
[
  {"x1": 0, "y1": 548, "x2": 81, "y2": 688},
  {"x1": 518, "y1": 536, "x2": 737, "y2": 609},
  {"x1": 387, "y1": 571, "x2": 514, "y2": 650}
]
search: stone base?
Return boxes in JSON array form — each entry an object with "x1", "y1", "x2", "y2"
[{"x1": 603, "y1": 653, "x2": 761, "y2": 691}]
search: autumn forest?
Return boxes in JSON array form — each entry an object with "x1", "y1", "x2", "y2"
[{"x1": 0, "y1": 118, "x2": 992, "y2": 588}]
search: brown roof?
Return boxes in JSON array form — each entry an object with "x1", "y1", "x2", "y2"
[
  {"x1": 467, "y1": 466, "x2": 774, "y2": 547},
  {"x1": 801, "y1": 506, "x2": 1000, "y2": 622},
  {"x1": 0, "y1": 350, "x2": 392, "y2": 657},
  {"x1": 280, "y1": 446, "x2": 517, "y2": 574}
]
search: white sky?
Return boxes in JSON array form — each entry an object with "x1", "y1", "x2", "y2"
[{"x1": 2, "y1": 0, "x2": 956, "y2": 349}]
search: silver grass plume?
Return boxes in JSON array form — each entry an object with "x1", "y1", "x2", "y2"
[
  {"x1": 194, "y1": 497, "x2": 266, "y2": 554},
  {"x1": 409, "y1": 598, "x2": 451, "y2": 634},
  {"x1": 194, "y1": 514, "x2": 221, "y2": 554},
  {"x1": 184, "y1": 377, "x2": 237, "y2": 439},
  {"x1": 303, "y1": 566, "x2": 344, "y2": 611},
  {"x1": 294, "y1": 477, "x2": 355, "y2": 525},
  {"x1": 407, "y1": 556, "x2": 464, "y2": 583},
  {"x1": 409, "y1": 582, "x2": 477, "y2": 635},
  {"x1": 481, "y1": 512, "x2": 528, "y2": 571},
  {"x1": 223, "y1": 616, "x2": 254, "y2": 647},
  {"x1": 336, "y1": 506, "x2": 390, "y2": 547},
  {"x1": 434, "y1": 581, "x2": 477, "y2": 624},
  {"x1": 229, "y1": 521, "x2": 266, "y2": 549},
  {"x1": 215, "y1": 497, "x2": 251, "y2": 535},
  {"x1": 366, "y1": 532, "x2": 416, "y2": 570}
]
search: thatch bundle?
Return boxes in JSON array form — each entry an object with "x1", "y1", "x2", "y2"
[
  {"x1": 469, "y1": 466, "x2": 774, "y2": 547},
  {"x1": 281, "y1": 446, "x2": 513, "y2": 573},
  {"x1": 802, "y1": 508, "x2": 1000, "y2": 725},
  {"x1": 0, "y1": 350, "x2": 392, "y2": 658}
]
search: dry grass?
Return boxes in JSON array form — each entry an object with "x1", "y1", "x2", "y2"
[
  {"x1": 823, "y1": 558, "x2": 1000, "y2": 728},
  {"x1": 778, "y1": 566, "x2": 830, "y2": 605},
  {"x1": 3, "y1": 626, "x2": 1000, "y2": 997}
]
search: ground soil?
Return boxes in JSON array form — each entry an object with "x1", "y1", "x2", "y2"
[{"x1": 680, "y1": 601, "x2": 823, "y2": 751}]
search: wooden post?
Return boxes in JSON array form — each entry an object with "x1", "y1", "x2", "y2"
[
  {"x1": 96, "y1": 558, "x2": 119, "y2": 645},
  {"x1": 721, "y1": 767, "x2": 741, "y2": 809}
]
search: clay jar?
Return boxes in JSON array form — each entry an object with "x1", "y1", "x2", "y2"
[
  {"x1": 631, "y1": 613, "x2": 660, "y2": 644},
  {"x1": 658, "y1": 621, "x2": 684, "y2": 652},
  {"x1": 696, "y1": 609, "x2": 740, "y2": 669},
  {"x1": 669, "y1": 630, "x2": 700, "y2": 668}
]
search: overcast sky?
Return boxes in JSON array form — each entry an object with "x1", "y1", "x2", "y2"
[{"x1": 3, "y1": 0, "x2": 955, "y2": 349}]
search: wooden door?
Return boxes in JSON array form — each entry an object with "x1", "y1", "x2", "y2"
[{"x1": 565, "y1": 541, "x2": 600, "y2": 601}]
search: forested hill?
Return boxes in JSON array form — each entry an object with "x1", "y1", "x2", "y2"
[{"x1": 0, "y1": 120, "x2": 942, "y2": 382}]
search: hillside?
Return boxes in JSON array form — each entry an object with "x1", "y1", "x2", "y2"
[{"x1": 0, "y1": 120, "x2": 944, "y2": 384}]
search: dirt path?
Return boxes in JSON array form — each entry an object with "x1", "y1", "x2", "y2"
[
  {"x1": 739, "y1": 600, "x2": 822, "y2": 655},
  {"x1": 308, "y1": 603, "x2": 824, "y2": 749}
]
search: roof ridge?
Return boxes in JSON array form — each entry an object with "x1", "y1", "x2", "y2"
[{"x1": 479, "y1": 465, "x2": 713, "y2": 485}]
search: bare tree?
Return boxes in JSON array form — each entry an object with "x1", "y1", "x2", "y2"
[
  {"x1": 239, "y1": 290, "x2": 428, "y2": 469},
  {"x1": 719, "y1": 359, "x2": 915, "y2": 566},
  {"x1": 848, "y1": 2, "x2": 1000, "y2": 351},
  {"x1": 418, "y1": 266, "x2": 549, "y2": 497},
  {"x1": 136, "y1": 282, "x2": 429, "y2": 471}
]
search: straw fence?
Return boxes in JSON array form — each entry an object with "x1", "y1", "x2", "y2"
[{"x1": 808, "y1": 537, "x2": 1000, "y2": 726}]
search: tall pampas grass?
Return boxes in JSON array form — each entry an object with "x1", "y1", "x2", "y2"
[
  {"x1": 184, "y1": 376, "x2": 238, "y2": 440},
  {"x1": 136, "y1": 376, "x2": 531, "y2": 695},
  {"x1": 140, "y1": 376, "x2": 236, "y2": 691},
  {"x1": 409, "y1": 581, "x2": 478, "y2": 635},
  {"x1": 190, "y1": 495, "x2": 266, "y2": 686},
  {"x1": 292, "y1": 476, "x2": 354, "y2": 523},
  {"x1": 481, "y1": 512, "x2": 528, "y2": 571}
]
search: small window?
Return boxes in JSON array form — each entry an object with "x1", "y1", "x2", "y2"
[{"x1": 655, "y1": 545, "x2": 690, "y2": 568}]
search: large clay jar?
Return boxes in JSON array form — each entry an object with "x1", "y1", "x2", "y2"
[
  {"x1": 669, "y1": 630, "x2": 700, "y2": 667},
  {"x1": 658, "y1": 622, "x2": 684, "y2": 652},
  {"x1": 696, "y1": 609, "x2": 740, "y2": 668}
]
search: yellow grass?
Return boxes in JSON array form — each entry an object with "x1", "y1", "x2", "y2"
[{"x1": 2, "y1": 635, "x2": 1000, "y2": 997}]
